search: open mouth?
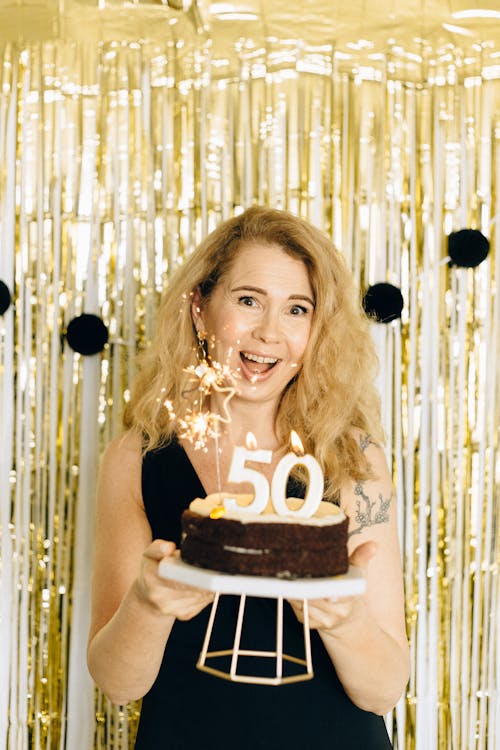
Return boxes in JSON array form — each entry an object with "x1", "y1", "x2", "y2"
[{"x1": 240, "y1": 351, "x2": 279, "y2": 375}]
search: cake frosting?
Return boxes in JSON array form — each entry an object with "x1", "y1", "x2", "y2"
[
  {"x1": 180, "y1": 492, "x2": 349, "y2": 579},
  {"x1": 189, "y1": 493, "x2": 346, "y2": 525}
]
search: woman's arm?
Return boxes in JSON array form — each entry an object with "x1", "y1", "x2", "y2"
[
  {"x1": 87, "y1": 432, "x2": 213, "y2": 704},
  {"x1": 291, "y1": 439, "x2": 410, "y2": 715}
]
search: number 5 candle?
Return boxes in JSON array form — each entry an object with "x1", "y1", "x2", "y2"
[{"x1": 224, "y1": 432, "x2": 272, "y2": 514}]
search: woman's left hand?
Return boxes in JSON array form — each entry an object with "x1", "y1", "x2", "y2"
[{"x1": 288, "y1": 541, "x2": 377, "y2": 631}]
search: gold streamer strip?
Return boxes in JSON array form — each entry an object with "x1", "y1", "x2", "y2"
[{"x1": 0, "y1": 35, "x2": 498, "y2": 750}]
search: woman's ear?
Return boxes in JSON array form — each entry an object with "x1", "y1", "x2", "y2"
[{"x1": 191, "y1": 286, "x2": 205, "y2": 333}]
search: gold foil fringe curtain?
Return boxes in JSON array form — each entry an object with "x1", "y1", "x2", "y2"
[{"x1": 0, "y1": 37, "x2": 498, "y2": 750}]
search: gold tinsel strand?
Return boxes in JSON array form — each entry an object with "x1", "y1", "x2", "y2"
[{"x1": 0, "y1": 19, "x2": 498, "y2": 750}]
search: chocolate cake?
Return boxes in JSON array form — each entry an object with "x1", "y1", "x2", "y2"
[{"x1": 180, "y1": 493, "x2": 349, "y2": 579}]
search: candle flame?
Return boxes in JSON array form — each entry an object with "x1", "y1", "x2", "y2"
[
  {"x1": 290, "y1": 430, "x2": 305, "y2": 456},
  {"x1": 210, "y1": 505, "x2": 226, "y2": 519},
  {"x1": 246, "y1": 431, "x2": 258, "y2": 450}
]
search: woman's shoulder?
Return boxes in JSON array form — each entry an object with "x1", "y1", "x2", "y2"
[
  {"x1": 98, "y1": 430, "x2": 144, "y2": 505},
  {"x1": 102, "y1": 429, "x2": 143, "y2": 463},
  {"x1": 340, "y1": 429, "x2": 394, "y2": 529},
  {"x1": 341, "y1": 428, "x2": 392, "y2": 496},
  {"x1": 102, "y1": 430, "x2": 182, "y2": 481},
  {"x1": 348, "y1": 426, "x2": 386, "y2": 459}
]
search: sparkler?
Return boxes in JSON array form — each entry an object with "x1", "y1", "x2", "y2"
[
  {"x1": 164, "y1": 359, "x2": 237, "y2": 452},
  {"x1": 165, "y1": 355, "x2": 239, "y2": 517}
]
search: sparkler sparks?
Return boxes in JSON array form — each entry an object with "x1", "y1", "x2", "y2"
[{"x1": 164, "y1": 360, "x2": 237, "y2": 450}]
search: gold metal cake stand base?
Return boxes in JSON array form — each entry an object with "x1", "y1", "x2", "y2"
[{"x1": 197, "y1": 592, "x2": 313, "y2": 685}]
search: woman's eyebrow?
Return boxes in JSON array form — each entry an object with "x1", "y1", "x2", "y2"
[
  {"x1": 290, "y1": 294, "x2": 315, "y2": 306},
  {"x1": 231, "y1": 285, "x2": 314, "y2": 307},
  {"x1": 231, "y1": 285, "x2": 267, "y2": 295}
]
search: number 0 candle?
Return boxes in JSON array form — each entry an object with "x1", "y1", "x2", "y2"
[{"x1": 271, "y1": 431, "x2": 324, "y2": 518}]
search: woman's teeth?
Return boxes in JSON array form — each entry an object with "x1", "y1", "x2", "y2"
[
  {"x1": 242, "y1": 352, "x2": 278, "y2": 365},
  {"x1": 240, "y1": 352, "x2": 279, "y2": 375}
]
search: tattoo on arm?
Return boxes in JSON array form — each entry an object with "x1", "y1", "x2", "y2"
[
  {"x1": 348, "y1": 482, "x2": 392, "y2": 537},
  {"x1": 359, "y1": 433, "x2": 376, "y2": 452}
]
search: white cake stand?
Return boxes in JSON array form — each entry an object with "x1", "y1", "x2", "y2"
[{"x1": 159, "y1": 558, "x2": 366, "y2": 686}]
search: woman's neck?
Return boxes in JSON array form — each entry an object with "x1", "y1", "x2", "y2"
[{"x1": 209, "y1": 393, "x2": 280, "y2": 450}]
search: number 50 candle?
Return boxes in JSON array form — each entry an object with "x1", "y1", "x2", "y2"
[{"x1": 224, "y1": 430, "x2": 324, "y2": 518}]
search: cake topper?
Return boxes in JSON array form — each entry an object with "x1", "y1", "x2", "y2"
[{"x1": 224, "y1": 429, "x2": 325, "y2": 518}]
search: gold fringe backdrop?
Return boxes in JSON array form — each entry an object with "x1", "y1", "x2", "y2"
[{"x1": 0, "y1": 15, "x2": 498, "y2": 750}]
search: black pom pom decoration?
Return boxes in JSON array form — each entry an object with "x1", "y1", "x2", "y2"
[
  {"x1": 363, "y1": 282, "x2": 404, "y2": 324},
  {"x1": 448, "y1": 229, "x2": 489, "y2": 268},
  {"x1": 65, "y1": 313, "x2": 109, "y2": 355},
  {"x1": 0, "y1": 280, "x2": 12, "y2": 315}
]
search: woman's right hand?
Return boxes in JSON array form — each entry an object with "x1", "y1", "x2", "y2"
[{"x1": 133, "y1": 539, "x2": 214, "y2": 621}]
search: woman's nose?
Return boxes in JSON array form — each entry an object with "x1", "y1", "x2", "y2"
[{"x1": 253, "y1": 310, "x2": 281, "y2": 343}]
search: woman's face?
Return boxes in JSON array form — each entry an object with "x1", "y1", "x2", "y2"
[{"x1": 192, "y1": 242, "x2": 315, "y2": 409}]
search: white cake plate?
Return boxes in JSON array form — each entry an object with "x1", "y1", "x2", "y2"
[{"x1": 158, "y1": 556, "x2": 366, "y2": 600}]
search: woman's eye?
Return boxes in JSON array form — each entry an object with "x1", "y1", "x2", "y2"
[
  {"x1": 238, "y1": 296, "x2": 257, "y2": 307},
  {"x1": 289, "y1": 304, "x2": 309, "y2": 316}
]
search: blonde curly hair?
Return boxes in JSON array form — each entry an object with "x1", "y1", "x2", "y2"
[{"x1": 123, "y1": 206, "x2": 383, "y2": 500}]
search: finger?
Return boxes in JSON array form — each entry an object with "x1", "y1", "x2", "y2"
[
  {"x1": 179, "y1": 582, "x2": 214, "y2": 595},
  {"x1": 159, "y1": 576, "x2": 213, "y2": 596},
  {"x1": 311, "y1": 596, "x2": 354, "y2": 611},
  {"x1": 176, "y1": 599, "x2": 213, "y2": 621},
  {"x1": 143, "y1": 539, "x2": 176, "y2": 560},
  {"x1": 309, "y1": 598, "x2": 353, "y2": 617},
  {"x1": 348, "y1": 540, "x2": 377, "y2": 568},
  {"x1": 172, "y1": 590, "x2": 214, "y2": 611},
  {"x1": 287, "y1": 599, "x2": 305, "y2": 623}
]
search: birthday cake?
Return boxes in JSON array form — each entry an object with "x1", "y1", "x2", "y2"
[{"x1": 180, "y1": 493, "x2": 349, "y2": 579}]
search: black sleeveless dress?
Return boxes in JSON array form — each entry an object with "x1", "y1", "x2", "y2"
[{"x1": 135, "y1": 440, "x2": 393, "y2": 749}]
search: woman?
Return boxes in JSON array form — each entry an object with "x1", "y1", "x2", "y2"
[{"x1": 88, "y1": 206, "x2": 409, "y2": 749}]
